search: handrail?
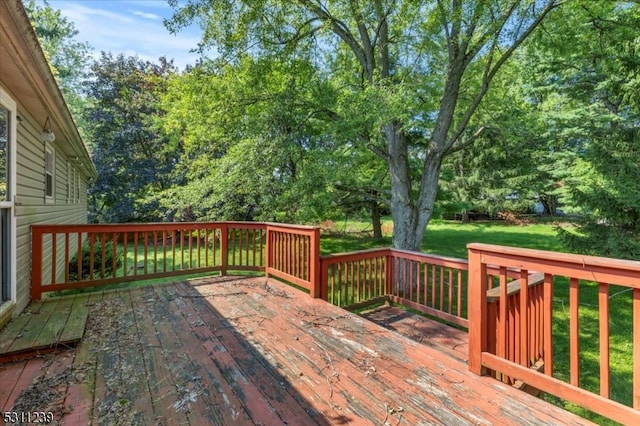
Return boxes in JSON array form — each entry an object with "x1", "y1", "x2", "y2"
[
  {"x1": 265, "y1": 223, "x2": 320, "y2": 296},
  {"x1": 468, "y1": 243, "x2": 640, "y2": 425},
  {"x1": 319, "y1": 248, "x2": 470, "y2": 327},
  {"x1": 31, "y1": 222, "x2": 320, "y2": 299}
]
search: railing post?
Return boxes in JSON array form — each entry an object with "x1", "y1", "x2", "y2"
[
  {"x1": 309, "y1": 227, "x2": 321, "y2": 298},
  {"x1": 220, "y1": 224, "x2": 228, "y2": 276},
  {"x1": 319, "y1": 256, "x2": 327, "y2": 300},
  {"x1": 30, "y1": 226, "x2": 43, "y2": 300},
  {"x1": 265, "y1": 225, "x2": 271, "y2": 279},
  {"x1": 634, "y1": 288, "x2": 640, "y2": 410},
  {"x1": 385, "y1": 250, "x2": 394, "y2": 296},
  {"x1": 468, "y1": 245, "x2": 488, "y2": 375}
]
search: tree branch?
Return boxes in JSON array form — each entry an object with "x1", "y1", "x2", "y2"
[
  {"x1": 297, "y1": 0, "x2": 369, "y2": 75},
  {"x1": 444, "y1": 0, "x2": 559, "y2": 154}
]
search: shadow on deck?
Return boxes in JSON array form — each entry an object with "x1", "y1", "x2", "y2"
[{"x1": 0, "y1": 276, "x2": 594, "y2": 425}]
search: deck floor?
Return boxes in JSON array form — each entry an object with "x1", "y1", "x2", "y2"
[{"x1": 0, "y1": 276, "x2": 594, "y2": 425}]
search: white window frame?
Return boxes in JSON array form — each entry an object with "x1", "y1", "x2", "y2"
[
  {"x1": 0, "y1": 87, "x2": 17, "y2": 305},
  {"x1": 45, "y1": 145, "x2": 54, "y2": 203}
]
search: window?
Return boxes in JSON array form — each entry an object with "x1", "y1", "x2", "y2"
[
  {"x1": 76, "y1": 172, "x2": 80, "y2": 202},
  {"x1": 45, "y1": 146, "x2": 54, "y2": 201},
  {"x1": 0, "y1": 87, "x2": 16, "y2": 303}
]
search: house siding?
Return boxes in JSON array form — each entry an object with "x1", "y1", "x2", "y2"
[
  {"x1": 0, "y1": 1, "x2": 96, "y2": 323},
  {"x1": 13, "y1": 103, "x2": 90, "y2": 313}
]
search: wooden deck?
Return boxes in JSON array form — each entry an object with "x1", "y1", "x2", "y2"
[{"x1": 0, "y1": 276, "x2": 595, "y2": 425}]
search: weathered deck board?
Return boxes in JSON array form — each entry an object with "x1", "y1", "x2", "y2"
[
  {"x1": 129, "y1": 285, "x2": 191, "y2": 426},
  {"x1": 151, "y1": 283, "x2": 251, "y2": 424},
  {"x1": 57, "y1": 294, "x2": 90, "y2": 343},
  {"x1": 0, "y1": 277, "x2": 596, "y2": 425},
  {"x1": 0, "y1": 294, "x2": 88, "y2": 361},
  {"x1": 359, "y1": 304, "x2": 469, "y2": 362}
]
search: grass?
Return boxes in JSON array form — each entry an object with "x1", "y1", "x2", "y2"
[{"x1": 320, "y1": 218, "x2": 565, "y2": 257}]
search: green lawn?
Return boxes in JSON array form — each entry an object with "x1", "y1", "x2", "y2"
[{"x1": 320, "y1": 218, "x2": 564, "y2": 257}]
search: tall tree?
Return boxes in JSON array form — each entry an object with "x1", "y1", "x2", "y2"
[
  {"x1": 167, "y1": 0, "x2": 559, "y2": 250},
  {"x1": 158, "y1": 56, "x2": 339, "y2": 223},
  {"x1": 24, "y1": 0, "x2": 92, "y2": 134},
  {"x1": 526, "y1": 1, "x2": 640, "y2": 258},
  {"x1": 84, "y1": 54, "x2": 178, "y2": 223}
]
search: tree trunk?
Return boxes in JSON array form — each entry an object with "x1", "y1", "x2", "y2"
[
  {"x1": 370, "y1": 201, "x2": 382, "y2": 239},
  {"x1": 385, "y1": 121, "x2": 443, "y2": 251}
]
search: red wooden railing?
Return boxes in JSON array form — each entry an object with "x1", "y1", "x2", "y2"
[
  {"x1": 485, "y1": 271, "x2": 546, "y2": 385},
  {"x1": 320, "y1": 248, "x2": 469, "y2": 327},
  {"x1": 388, "y1": 249, "x2": 469, "y2": 328},
  {"x1": 31, "y1": 222, "x2": 320, "y2": 299},
  {"x1": 265, "y1": 223, "x2": 321, "y2": 296},
  {"x1": 468, "y1": 243, "x2": 640, "y2": 425},
  {"x1": 320, "y1": 248, "x2": 390, "y2": 307}
]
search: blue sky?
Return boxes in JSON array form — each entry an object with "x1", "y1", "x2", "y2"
[{"x1": 42, "y1": 0, "x2": 204, "y2": 70}]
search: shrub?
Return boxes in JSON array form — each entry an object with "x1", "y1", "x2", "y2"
[{"x1": 68, "y1": 241, "x2": 123, "y2": 281}]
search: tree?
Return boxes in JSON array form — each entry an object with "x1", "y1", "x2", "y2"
[
  {"x1": 158, "y1": 56, "x2": 340, "y2": 223},
  {"x1": 84, "y1": 54, "x2": 178, "y2": 223},
  {"x1": 525, "y1": 2, "x2": 640, "y2": 259},
  {"x1": 167, "y1": 0, "x2": 559, "y2": 250},
  {"x1": 24, "y1": 0, "x2": 92, "y2": 134}
]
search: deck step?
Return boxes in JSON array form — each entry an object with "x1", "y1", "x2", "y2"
[{"x1": 0, "y1": 295, "x2": 90, "y2": 362}]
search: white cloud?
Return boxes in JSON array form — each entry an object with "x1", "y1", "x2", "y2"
[
  {"x1": 131, "y1": 10, "x2": 162, "y2": 21},
  {"x1": 58, "y1": 3, "x2": 134, "y2": 24},
  {"x1": 43, "y1": 0, "x2": 203, "y2": 70}
]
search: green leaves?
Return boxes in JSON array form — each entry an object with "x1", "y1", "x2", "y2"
[{"x1": 84, "y1": 54, "x2": 178, "y2": 223}]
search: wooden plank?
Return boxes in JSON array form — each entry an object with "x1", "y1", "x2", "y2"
[
  {"x1": 634, "y1": 288, "x2": 640, "y2": 410},
  {"x1": 115, "y1": 288, "x2": 155, "y2": 425},
  {"x1": 598, "y1": 282, "x2": 610, "y2": 398},
  {"x1": 129, "y1": 286, "x2": 189, "y2": 426},
  {"x1": 91, "y1": 294, "x2": 125, "y2": 426},
  {"x1": 63, "y1": 339, "x2": 95, "y2": 424},
  {"x1": 520, "y1": 269, "x2": 530, "y2": 367},
  {"x1": 57, "y1": 294, "x2": 90, "y2": 343},
  {"x1": 35, "y1": 297, "x2": 76, "y2": 346},
  {"x1": 0, "y1": 357, "x2": 45, "y2": 411},
  {"x1": 0, "y1": 315, "x2": 33, "y2": 355},
  {"x1": 0, "y1": 360, "x2": 28, "y2": 409},
  {"x1": 6, "y1": 299, "x2": 61, "y2": 354},
  {"x1": 149, "y1": 284, "x2": 229, "y2": 424},
  {"x1": 570, "y1": 277, "x2": 580, "y2": 387},
  {"x1": 467, "y1": 248, "x2": 487, "y2": 375}
]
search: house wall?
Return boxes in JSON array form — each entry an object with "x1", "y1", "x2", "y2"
[{"x1": 9, "y1": 96, "x2": 90, "y2": 313}]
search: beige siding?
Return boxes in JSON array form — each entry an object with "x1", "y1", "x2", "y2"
[{"x1": 14, "y1": 105, "x2": 91, "y2": 313}]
